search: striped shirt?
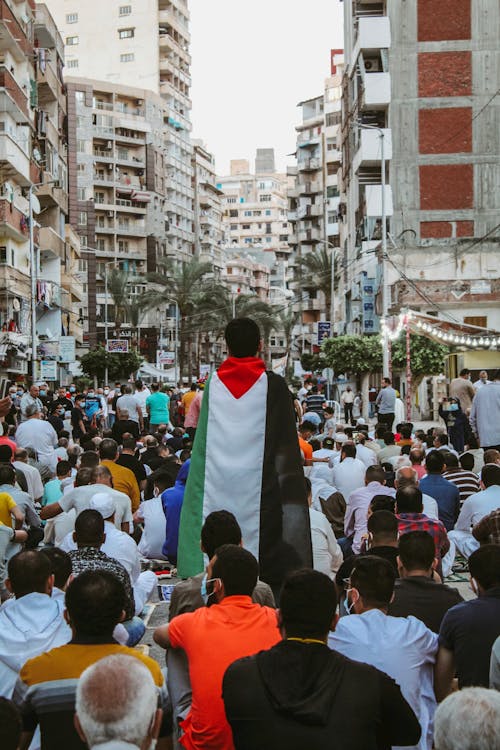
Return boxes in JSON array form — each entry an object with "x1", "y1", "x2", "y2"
[
  {"x1": 442, "y1": 469, "x2": 480, "y2": 505},
  {"x1": 13, "y1": 641, "x2": 164, "y2": 750}
]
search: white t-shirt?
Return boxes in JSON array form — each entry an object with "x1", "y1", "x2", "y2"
[
  {"x1": 58, "y1": 484, "x2": 133, "y2": 529},
  {"x1": 309, "y1": 507, "x2": 343, "y2": 579},
  {"x1": 134, "y1": 387, "x2": 151, "y2": 418},
  {"x1": 330, "y1": 457, "x2": 366, "y2": 500},
  {"x1": 15, "y1": 419, "x2": 58, "y2": 472},
  {"x1": 13, "y1": 461, "x2": 44, "y2": 502},
  {"x1": 137, "y1": 497, "x2": 168, "y2": 560}
]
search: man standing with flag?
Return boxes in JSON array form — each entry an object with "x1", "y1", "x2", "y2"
[{"x1": 177, "y1": 318, "x2": 312, "y2": 594}]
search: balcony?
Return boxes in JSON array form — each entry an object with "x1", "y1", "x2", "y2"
[
  {"x1": 0, "y1": 131, "x2": 30, "y2": 184},
  {"x1": 39, "y1": 226, "x2": 65, "y2": 259},
  {"x1": 298, "y1": 228, "x2": 321, "y2": 243},
  {"x1": 35, "y1": 3, "x2": 64, "y2": 57},
  {"x1": 0, "y1": 198, "x2": 29, "y2": 241},
  {"x1": 361, "y1": 72, "x2": 391, "y2": 108},
  {"x1": 0, "y1": 67, "x2": 30, "y2": 122},
  {"x1": 363, "y1": 184, "x2": 394, "y2": 217},
  {"x1": 0, "y1": 0, "x2": 30, "y2": 61},
  {"x1": 298, "y1": 181, "x2": 321, "y2": 195},
  {"x1": 36, "y1": 60, "x2": 60, "y2": 105},
  {"x1": 37, "y1": 173, "x2": 68, "y2": 213},
  {"x1": 354, "y1": 16, "x2": 391, "y2": 57},
  {"x1": 298, "y1": 157, "x2": 321, "y2": 172},
  {"x1": 353, "y1": 128, "x2": 392, "y2": 172}
]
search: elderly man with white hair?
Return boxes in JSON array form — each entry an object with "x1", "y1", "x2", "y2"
[
  {"x1": 15, "y1": 404, "x2": 58, "y2": 473},
  {"x1": 75, "y1": 654, "x2": 163, "y2": 750},
  {"x1": 433, "y1": 687, "x2": 500, "y2": 750}
]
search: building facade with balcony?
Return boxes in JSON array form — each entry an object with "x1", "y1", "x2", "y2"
[
  {"x1": 339, "y1": 0, "x2": 500, "y2": 337},
  {"x1": 192, "y1": 140, "x2": 224, "y2": 273}
]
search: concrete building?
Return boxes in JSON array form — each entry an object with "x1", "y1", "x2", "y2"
[
  {"x1": 222, "y1": 250, "x2": 270, "y2": 303},
  {"x1": 339, "y1": 0, "x2": 500, "y2": 337},
  {"x1": 192, "y1": 140, "x2": 224, "y2": 272}
]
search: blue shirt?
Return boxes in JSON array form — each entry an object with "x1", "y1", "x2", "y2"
[
  {"x1": 375, "y1": 386, "x2": 396, "y2": 414},
  {"x1": 42, "y1": 478, "x2": 63, "y2": 506},
  {"x1": 146, "y1": 391, "x2": 170, "y2": 425},
  {"x1": 161, "y1": 460, "x2": 190, "y2": 564},
  {"x1": 419, "y1": 474, "x2": 460, "y2": 531}
]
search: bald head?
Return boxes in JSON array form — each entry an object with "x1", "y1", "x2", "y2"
[{"x1": 395, "y1": 466, "x2": 418, "y2": 489}]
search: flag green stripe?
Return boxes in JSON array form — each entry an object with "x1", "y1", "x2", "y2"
[{"x1": 177, "y1": 374, "x2": 211, "y2": 577}]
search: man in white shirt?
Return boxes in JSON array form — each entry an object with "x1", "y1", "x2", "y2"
[
  {"x1": 134, "y1": 379, "x2": 151, "y2": 426},
  {"x1": 310, "y1": 437, "x2": 336, "y2": 483},
  {"x1": 19, "y1": 385, "x2": 43, "y2": 422},
  {"x1": 116, "y1": 385, "x2": 143, "y2": 429},
  {"x1": 473, "y1": 370, "x2": 490, "y2": 390},
  {"x1": 13, "y1": 448, "x2": 44, "y2": 505},
  {"x1": 329, "y1": 442, "x2": 366, "y2": 500},
  {"x1": 356, "y1": 434, "x2": 377, "y2": 468},
  {"x1": 306, "y1": 478, "x2": 342, "y2": 579},
  {"x1": 15, "y1": 404, "x2": 58, "y2": 474},
  {"x1": 329, "y1": 555, "x2": 438, "y2": 750},
  {"x1": 448, "y1": 463, "x2": 500, "y2": 559},
  {"x1": 344, "y1": 465, "x2": 396, "y2": 554}
]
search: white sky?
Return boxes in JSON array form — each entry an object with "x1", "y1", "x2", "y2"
[{"x1": 189, "y1": 0, "x2": 344, "y2": 176}]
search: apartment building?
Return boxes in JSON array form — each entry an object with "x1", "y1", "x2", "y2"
[
  {"x1": 192, "y1": 140, "x2": 224, "y2": 272},
  {"x1": 218, "y1": 150, "x2": 292, "y2": 294},
  {"x1": 339, "y1": 0, "x2": 500, "y2": 337},
  {"x1": 66, "y1": 79, "x2": 171, "y2": 351},
  {"x1": 222, "y1": 251, "x2": 270, "y2": 303}
]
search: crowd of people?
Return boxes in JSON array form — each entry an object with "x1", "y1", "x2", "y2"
[{"x1": 0, "y1": 321, "x2": 499, "y2": 750}]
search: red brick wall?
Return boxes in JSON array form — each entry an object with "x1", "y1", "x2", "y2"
[
  {"x1": 456, "y1": 221, "x2": 474, "y2": 237},
  {"x1": 420, "y1": 221, "x2": 452, "y2": 238},
  {"x1": 419, "y1": 164, "x2": 474, "y2": 210},
  {"x1": 419, "y1": 107, "x2": 472, "y2": 154},
  {"x1": 418, "y1": 52, "x2": 472, "y2": 97},
  {"x1": 0, "y1": 68, "x2": 29, "y2": 119},
  {"x1": 418, "y1": 0, "x2": 471, "y2": 41}
]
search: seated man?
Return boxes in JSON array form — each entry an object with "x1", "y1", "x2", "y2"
[
  {"x1": 394, "y1": 466, "x2": 439, "y2": 520},
  {"x1": 441, "y1": 452, "x2": 480, "y2": 504},
  {"x1": 75, "y1": 654, "x2": 163, "y2": 750},
  {"x1": 224, "y1": 569, "x2": 421, "y2": 750},
  {"x1": 306, "y1": 477, "x2": 343, "y2": 579},
  {"x1": 0, "y1": 464, "x2": 42, "y2": 546},
  {"x1": 0, "y1": 524, "x2": 27, "y2": 602},
  {"x1": 435, "y1": 544, "x2": 500, "y2": 699},
  {"x1": 329, "y1": 556, "x2": 438, "y2": 750},
  {"x1": 420, "y1": 451, "x2": 460, "y2": 532},
  {"x1": 13, "y1": 570, "x2": 166, "y2": 750},
  {"x1": 161, "y1": 459, "x2": 190, "y2": 564},
  {"x1": 136, "y1": 472, "x2": 172, "y2": 561},
  {"x1": 344, "y1": 465, "x2": 395, "y2": 554},
  {"x1": 472, "y1": 507, "x2": 500, "y2": 546},
  {"x1": 396, "y1": 485, "x2": 450, "y2": 576},
  {"x1": 434, "y1": 687, "x2": 500, "y2": 750},
  {"x1": 0, "y1": 551, "x2": 71, "y2": 698},
  {"x1": 111, "y1": 408, "x2": 140, "y2": 443},
  {"x1": 389, "y1": 531, "x2": 463, "y2": 633},
  {"x1": 448, "y1": 463, "x2": 500, "y2": 560},
  {"x1": 154, "y1": 544, "x2": 280, "y2": 750}
]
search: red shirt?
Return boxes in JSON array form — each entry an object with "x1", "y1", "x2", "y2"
[
  {"x1": 169, "y1": 595, "x2": 280, "y2": 749},
  {"x1": 0, "y1": 436, "x2": 18, "y2": 454}
]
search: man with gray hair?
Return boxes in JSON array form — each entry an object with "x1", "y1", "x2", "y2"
[
  {"x1": 394, "y1": 466, "x2": 439, "y2": 520},
  {"x1": 75, "y1": 654, "x2": 163, "y2": 750},
  {"x1": 112, "y1": 407, "x2": 140, "y2": 443},
  {"x1": 15, "y1": 405, "x2": 58, "y2": 474},
  {"x1": 433, "y1": 687, "x2": 500, "y2": 750}
]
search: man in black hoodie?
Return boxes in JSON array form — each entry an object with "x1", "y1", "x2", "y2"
[{"x1": 223, "y1": 569, "x2": 421, "y2": 750}]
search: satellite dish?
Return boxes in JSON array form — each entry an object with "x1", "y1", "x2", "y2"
[{"x1": 31, "y1": 195, "x2": 41, "y2": 215}]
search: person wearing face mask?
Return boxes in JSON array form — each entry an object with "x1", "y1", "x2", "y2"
[
  {"x1": 438, "y1": 397, "x2": 468, "y2": 453},
  {"x1": 70, "y1": 394, "x2": 88, "y2": 443},
  {"x1": 160, "y1": 459, "x2": 190, "y2": 565},
  {"x1": 329, "y1": 556, "x2": 438, "y2": 750},
  {"x1": 19, "y1": 385, "x2": 43, "y2": 422},
  {"x1": 435, "y1": 544, "x2": 500, "y2": 699}
]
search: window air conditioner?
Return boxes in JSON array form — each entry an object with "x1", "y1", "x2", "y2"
[{"x1": 365, "y1": 59, "x2": 381, "y2": 72}]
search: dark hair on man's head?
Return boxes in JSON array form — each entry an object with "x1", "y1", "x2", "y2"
[
  {"x1": 365, "y1": 465, "x2": 386, "y2": 484},
  {"x1": 56, "y1": 460, "x2": 71, "y2": 477},
  {"x1": 481, "y1": 463, "x2": 500, "y2": 489},
  {"x1": 0, "y1": 697, "x2": 21, "y2": 750},
  {"x1": 410, "y1": 448, "x2": 424, "y2": 465},
  {"x1": 469, "y1": 545, "x2": 500, "y2": 590},
  {"x1": 369, "y1": 494, "x2": 395, "y2": 514},
  {"x1": 212, "y1": 544, "x2": 258, "y2": 597},
  {"x1": 75, "y1": 466, "x2": 97, "y2": 487},
  {"x1": 299, "y1": 421, "x2": 315, "y2": 435},
  {"x1": 350, "y1": 556, "x2": 395, "y2": 608},
  {"x1": 425, "y1": 450, "x2": 445, "y2": 474},
  {"x1": 7, "y1": 550, "x2": 52, "y2": 598},
  {"x1": 41, "y1": 547, "x2": 72, "y2": 590},
  {"x1": 459, "y1": 452, "x2": 475, "y2": 471},
  {"x1": 435, "y1": 434, "x2": 449, "y2": 447},
  {"x1": 280, "y1": 569, "x2": 337, "y2": 639},
  {"x1": 80, "y1": 451, "x2": 99, "y2": 469},
  {"x1": 442, "y1": 451, "x2": 459, "y2": 468},
  {"x1": 483, "y1": 449, "x2": 500, "y2": 465},
  {"x1": 309, "y1": 439, "x2": 321, "y2": 452},
  {"x1": 383, "y1": 377, "x2": 391, "y2": 385},
  {"x1": 396, "y1": 485, "x2": 423, "y2": 514},
  {"x1": 99, "y1": 438, "x2": 118, "y2": 461},
  {"x1": 224, "y1": 317, "x2": 261, "y2": 358},
  {"x1": 341, "y1": 442, "x2": 357, "y2": 459},
  {"x1": 153, "y1": 471, "x2": 173, "y2": 493},
  {"x1": 398, "y1": 531, "x2": 435, "y2": 571},
  {"x1": 383, "y1": 432, "x2": 395, "y2": 447},
  {"x1": 0, "y1": 464, "x2": 15, "y2": 485},
  {"x1": 400, "y1": 425, "x2": 412, "y2": 440},
  {"x1": 344, "y1": 427, "x2": 354, "y2": 439},
  {"x1": 74, "y1": 509, "x2": 105, "y2": 547},
  {"x1": 201, "y1": 511, "x2": 242, "y2": 559},
  {"x1": 459, "y1": 368, "x2": 470, "y2": 376},
  {"x1": 0, "y1": 445, "x2": 13, "y2": 462},
  {"x1": 151, "y1": 382, "x2": 159, "y2": 391},
  {"x1": 367, "y1": 510, "x2": 398, "y2": 540},
  {"x1": 375, "y1": 425, "x2": 386, "y2": 439},
  {"x1": 65, "y1": 570, "x2": 126, "y2": 636},
  {"x1": 121, "y1": 436, "x2": 137, "y2": 452}
]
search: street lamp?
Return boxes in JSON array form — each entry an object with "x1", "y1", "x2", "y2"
[
  {"x1": 314, "y1": 238, "x2": 338, "y2": 334},
  {"x1": 356, "y1": 121, "x2": 390, "y2": 377}
]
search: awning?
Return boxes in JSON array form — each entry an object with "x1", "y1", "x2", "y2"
[
  {"x1": 116, "y1": 185, "x2": 134, "y2": 195},
  {"x1": 131, "y1": 191, "x2": 151, "y2": 203}
]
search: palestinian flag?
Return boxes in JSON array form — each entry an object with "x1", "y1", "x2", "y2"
[{"x1": 177, "y1": 356, "x2": 312, "y2": 590}]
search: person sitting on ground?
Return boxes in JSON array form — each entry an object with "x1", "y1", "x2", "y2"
[
  {"x1": 0, "y1": 551, "x2": 71, "y2": 699},
  {"x1": 75, "y1": 654, "x2": 163, "y2": 750},
  {"x1": 154, "y1": 544, "x2": 280, "y2": 750},
  {"x1": 78, "y1": 450, "x2": 99, "y2": 469},
  {"x1": 305, "y1": 477, "x2": 343, "y2": 579},
  {"x1": 112, "y1": 408, "x2": 140, "y2": 444},
  {"x1": 0, "y1": 464, "x2": 42, "y2": 548},
  {"x1": 0, "y1": 445, "x2": 29, "y2": 493},
  {"x1": 329, "y1": 555, "x2": 438, "y2": 750},
  {"x1": 13, "y1": 570, "x2": 166, "y2": 750},
  {"x1": 41, "y1": 547, "x2": 72, "y2": 603},
  {"x1": 335, "y1": 510, "x2": 399, "y2": 607},
  {"x1": 161, "y1": 459, "x2": 190, "y2": 565},
  {"x1": 448, "y1": 464, "x2": 500, "y2": 561},
  {"x1": 396, "y1": 485, "x2": 450, "y2": 577},
  {"x1": 409, "y1": 446, "x2": 427, "y2": 479},
  {"x1": 42, "y1": 460, "x2": 72, "y2": 507},
  {"x1": 394, "y1": 466, "x2": 439, "y2": 519},
  {"x1": 431, "y1": 433, "x2": 458, "y2": 457},
  {"x1": 298, "y1": 421, "x2": 316, "y2": 466},
  {"x1": 15, "y1": 404, "x2": 58, "y2": 474},
  {"x1": 435, "y1": 544, "x2": 500, "y2": 699},
  {"x1": 12, "y1": 447, "x2": 44, "y2": 504},
  {"x1": 329, "y1": 442, "x2": 366, "y2": 501},
  {"x1": 420, "y1": 450, "x2": 460, "y2": 531},
  {"x1": 433, "y1": 687, "x2": 500, "y2": 750},
  {"x1": 388, "y1": 531, "x2": 463, "y2": 633},
  {"x1": 223, "y1": 568, "x2": 421, "y2": 750},
  {"x1": 377, "y1": 431, "x2": 401, "y2": 464},
  {"x1": 135, "y1": 472, "x2": 173, "y2": 561},
  {"x1": 116, "y1": 436, "x2": 146, "y2": 492},
  {"x1": 140, "y1": 435, "x2": 162, "y2": 470},
  {"x1": 397, "y1": 424, "x2": 413, "y2": 447},
  {"x1": 344, "y1": 465, "x2": 395, "y2": 555},
  {"x1": 473, "y1": 507, "x2": 500, "y2": 547},
  {"x1": 355, "y1": 432, "x2": 377, "y2": 468},
  {"x1": 442, "y1": 451, "x2": 480, "y2": 504},
  {"x1": 99, "y1": 438, "x2": 140, "y2": 512},
  {"x1": 0, "y1": 522, "x2": 27, "y2": 602}
]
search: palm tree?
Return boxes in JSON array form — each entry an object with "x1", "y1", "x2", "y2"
[
  {"x1": 275, "y1": 307, "x2": 300, "y2": 379},
  {"x1": 298, "y1": 247, "x2": 333, "y2": 313},
  {"x1": 140, "y1": 257, "x2": 217, "y2": 379},
  {"x1": 105, "y1": 267, "x2": 131, "y2": 334}
]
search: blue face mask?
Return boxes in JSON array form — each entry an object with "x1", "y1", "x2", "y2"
[
  {"x1": 343, "y1": 588, "x2": 356, "y2": 615},
  {"x1": 69, "y1": 387, "x2": 76, "y2": 393},
  {"x1": 39, "y1": 390, "x2": 46, "y2": 397},
  {"x1": 449, "y1": 404, "x2": 459, "y2": 411},
  {"x1": 200, "y1": 574, "x2": 219, "y2": 606}
]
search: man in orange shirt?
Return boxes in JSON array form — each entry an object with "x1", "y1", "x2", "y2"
[
  {"x1": 298, "y1": 421, "x2": 315, "y2": 465},
  {"x1": 98, "y1": 438, "x2": 140, "y2": 512},
  {"x1": 181, "y1": 384, "x2": 198, "y2": 419},
  {"x1": 154, "y1": 544, "x2": 280, "y2": 750}
]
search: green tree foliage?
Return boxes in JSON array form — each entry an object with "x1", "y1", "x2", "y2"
[
  {"x1": 298, "y1": 248, "x2": 333, "y2": 312},
  {"x1": 322, "y1": 335, "x2": 383, "y2": 375},
  {"x1": 79, "y1": 347, "x2": 143, "y2": 382},
  {"x1": 300, "y1": 352, "x2": 326, "y2": 373},
  {"x1": 392, "y1": 334, "x2": 448, "y2": 377}
]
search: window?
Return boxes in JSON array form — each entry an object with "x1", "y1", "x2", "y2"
[
  {"x1": 78, "y1": 211, "x2": 87, "y2": 226},
  {"x1": 120, "y1": 53, "x2": 135, "y2": 63},
  {"x1": 226, "y1": 197, "x2": 237, "y2": 204},
  {"x1": 244, "y1": 210, "x2": 252, "y2": 216},
  {"x1": 77, "y1": 188, "x2": 88, "y2": 200},
  {"x1": 253, "y1": 210, "x2": 261, "y2": 216},
  {"x1": 77, "y1": 163, "x2": 85, "y2": 173},
  {"x1": 119, "y1": 5, "x2": 132, "y2": 16},
  {"x1": 118, "y1": 28, "x2": 135, "y2": 39},
  {"x1": 229, "y1": 209, "x2": 238, "y2": 218},
  {"x1": 266, "y1": 223, "x2": 272, "y2": 233},
  {"x1": 326, "y1": 112, "x2": 341, "y2": 127},
  {"x1": 266, "y1": 237, "x2": 272, "y2": 243},
  {"x1": 118, "y1": 240, "x2": 129, "y2": 252},
  {"x1": 326, "y1": 186, "x2": 339, "y2": 198},
  {"x1": 66, "y1": 36, "x2": 79, "y2": 45},
  {"x1": 230, "y1": 224, "x2": 238, "y2": 230},
  {"x1": 94, "y1": 192, "x2": 105, "y2": 204},
  {"x1": 76, "y1": 139, "x2": 86, "y2": 153},
  {"x1": 265, "y1": 209, "x2": 271, "y2": 216},
  {"x1": 282, "y1": 222, "x2": 288, "y2": 228},
  {"x1": 79, "y1": 235, "x2": 87, "y2": 246},
  {"x1": 75, "y1": 90, "x2": 85, "y2": 104},
  {"x1": 279, "y1": 234, "x2": 288, "y2": 242},
  {"x1": 117, "y1": 148, "x2": 128, "y2": 160},
  {"x1": 66, "y1": 13, "x2": 78, "y2": 23},
  {"x1": 464, "y1": 316, "x2": 487, "y2": 328},
  {"x1": 242, "y1": 224, "x2": 251, "y2": 230},
  {"x1": 259, "y1": 194, "x2": 271, "y2": 202},
  {"x1": 96, "y1": 239, "x2": 106, "y2": 251}
]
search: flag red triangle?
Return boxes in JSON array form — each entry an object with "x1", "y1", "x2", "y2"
[{"x1": 217, "y1": 356, "x2": 266, "y2": 399}]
